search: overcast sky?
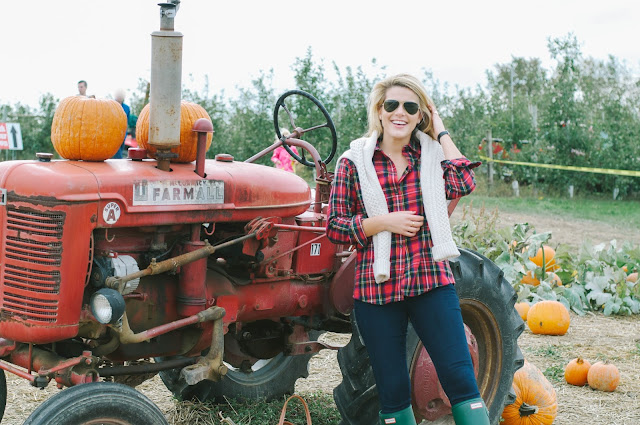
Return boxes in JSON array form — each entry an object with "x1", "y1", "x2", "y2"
[{"x1": 1, "y1": 0, "x2": 638, "y2": 109}]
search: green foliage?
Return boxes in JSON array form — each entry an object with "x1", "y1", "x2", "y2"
[
  {"x1": 452, "y1": 204, "x2": 640, "y2": 316},
  {"x1": 543, "y1": 365, "x2": 565, "y2": 383},
  {"x1": 1, "y1": 93, "x2": 58, "y2": 160},
  {"x1": 577, "y1": 241, "x2": 640, "y2": 315},
  {"x1": 3, "y1": 35, "x2": 640, "y2": 199}
]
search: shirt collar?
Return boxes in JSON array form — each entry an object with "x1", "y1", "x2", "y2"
[{"x1": 374, "y1": 134, "x2": 421, "y2": 155}]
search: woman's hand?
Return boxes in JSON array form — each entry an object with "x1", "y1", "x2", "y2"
[
  {"x1": 363, "y1": 211, "x2": 424, "y2": 237},
  {"x1": 428, "y1": 104, "x2": 447, "y2": 135}
]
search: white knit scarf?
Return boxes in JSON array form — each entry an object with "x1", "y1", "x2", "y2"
[{"x1": 340, "y1": 130, "x2": 460, "y2": 283}]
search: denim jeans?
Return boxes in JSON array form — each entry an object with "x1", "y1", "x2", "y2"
[{"x1": 353, "y1": 284, "x2": 480, "y2": 414}]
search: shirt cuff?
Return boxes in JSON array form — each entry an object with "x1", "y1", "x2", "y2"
[
  {"x1": 441, "y1": 157, "x2": 482, "y2": 170},
  {"x1": 351, "y1": 215, "x2": 368, "y2": 248}
]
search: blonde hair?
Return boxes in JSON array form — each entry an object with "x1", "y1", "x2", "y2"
[{"x1": 366, "y1": 73, "x2": 435, "y2": 138}]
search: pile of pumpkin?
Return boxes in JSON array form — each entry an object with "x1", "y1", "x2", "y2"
[
  {"x1": 501, "y1": 245, "x2": 621, "y2": 425},
  {"x1": 51, "y1": 96, "x2": 212, "y2": 162}
]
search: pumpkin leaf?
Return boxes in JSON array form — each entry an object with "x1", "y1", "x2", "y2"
[{"x1": 603, "y1": 298, "x2": 621, "y2": 315}]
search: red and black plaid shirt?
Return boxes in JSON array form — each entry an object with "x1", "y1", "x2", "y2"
[{"x1": 326, "y1": 138, "x2": 479, "y2": 305}]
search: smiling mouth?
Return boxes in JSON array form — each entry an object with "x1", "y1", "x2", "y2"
[{"x1": 391, "y1": 120, "x2": 407, "y2": 126}]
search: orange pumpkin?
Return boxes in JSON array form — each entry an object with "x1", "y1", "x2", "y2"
[
  {"x1": 526, "y1": 300, "x2": 570, "y2": 335},
  {"x1": 521, "y1": 271, "x2": 561, "y2": 287},
  {"x1": 136, "y1": 101, "x2": 213, "y2": 162},
  {"x1": 547, "y1": 272, "x2": 562, "y2": 287},
  {"x1": 564, "y1": 357, "x2": 591, "y2": 386},
  {"x1": 627, "y1": 272, "x2": 638, "y2": 283},
  {"x1": 514, "y1": 302, "x2": 530, "y2": 321},
  {"x1": 521, "y1": 271, "x2": 540, "y2": 286},
  {"x1": 529, "y1": 246, "x2": 558, "y2": 272},
  {"x1": 587, "y1": 361, "x2": 620, "y2": 392},
  {"x1": 51, "y1": 96, "x2": 127, "y2": 161},
  {"x1": 501, "y1": 360, "x2": 557, "y2": 425}
]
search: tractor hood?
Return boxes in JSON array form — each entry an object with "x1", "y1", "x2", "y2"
[{"x1": 0, "y1": 158, "x2": 311, "y2": 227}]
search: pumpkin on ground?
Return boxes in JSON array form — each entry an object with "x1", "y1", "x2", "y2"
[
  {"x1": 526, "y1": 300, "x2": 570, "y2": 335},
  {"x1": 548, "y1": 272, "x2": 562, "y2": 286},
  {"x1": 521, "y1": 270, "x2": 540, "y2": 286},
  {"x1": 529, "y1": 245, "x2": 559, "y2": 272},
  {"x1": 51, "y1": 96, "x2": 127, "y2": 161},
  {"x1": 564, "y1": 357, "x2": 591, "y2": 386},
  {"x1": 520, "y1": 271, "x2": 561, "y2": 287},
  {"x1": 136, "y1": 101, "x2": 213, "y2": 163},
  {"x1": 501, "y1": 360, "x2": 558, "y2": 425},
  {"x1": 587, "y1": 361, "x2": 620, "y2": 392},
  {"x1": 514, "y1": 302, "x2": 530, "y2": 321}
]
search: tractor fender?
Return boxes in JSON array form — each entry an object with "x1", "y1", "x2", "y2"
[{"x1": 328, "y1": 251, "x2": 357, "y2": 315}]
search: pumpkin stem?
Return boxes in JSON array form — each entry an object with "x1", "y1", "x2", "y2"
[{"x1": 519, "y1": 402, "x2": 539, "y2": 417}]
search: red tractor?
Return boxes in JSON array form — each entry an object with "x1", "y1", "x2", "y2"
[{"x1": 0, "y1": 3, "x2": 523, "y2": 424}]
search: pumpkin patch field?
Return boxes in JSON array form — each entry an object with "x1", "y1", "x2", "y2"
[{"x1": 1, "y1": 209, "x2": 638, "y2": 424}]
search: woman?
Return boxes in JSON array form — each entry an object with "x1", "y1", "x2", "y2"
[{"x1": 326, "y1": 74, "x2": 486, "y2": 425}]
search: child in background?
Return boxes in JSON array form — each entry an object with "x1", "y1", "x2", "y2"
[{"x1": 271, "y1": 129, "x2": 299, "y2": 173}]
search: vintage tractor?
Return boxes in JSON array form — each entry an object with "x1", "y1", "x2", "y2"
[{"x1": 0, "y1": 2, "x2": 523, "y2": 424}]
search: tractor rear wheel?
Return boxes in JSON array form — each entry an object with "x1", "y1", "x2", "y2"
[
  {"x1": 158, "y1": 332, "x2": 319, "y2": 402},
  {"x1": 23, "y1": 381, "x2": 168, "y2": 425},
  {"x1": 333, "y1": 249, "x2": 524, "y2": 425}
]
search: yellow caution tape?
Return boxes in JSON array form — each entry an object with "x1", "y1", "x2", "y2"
[{"x1": 478, "y1": 155, "x2": 640, "y2": 178}]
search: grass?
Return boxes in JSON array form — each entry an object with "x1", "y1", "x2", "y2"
[
  {"x1": 461, "y1": 176, "x2": 640, "y2": 228},
  {"x1": 170, "y1": 393, "x2": 341, "y2": 425},
  {"x1": 528, "y1": 345, "x2": 563, "y2": 360},
  {"x1": 543, "y1": 365, "x2": 566, "y2": 383}
]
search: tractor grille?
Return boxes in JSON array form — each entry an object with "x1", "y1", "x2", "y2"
[{"x1": 1, "y1": 208, "x2": 64, "y2": 323}]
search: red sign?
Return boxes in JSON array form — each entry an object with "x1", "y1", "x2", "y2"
[{"x1": 0, "y1": 123, "x2": 8, "y2": 149}]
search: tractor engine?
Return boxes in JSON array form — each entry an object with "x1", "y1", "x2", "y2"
[{"x1": 0, "y1": 155, "x2": 347, "y2": 367}]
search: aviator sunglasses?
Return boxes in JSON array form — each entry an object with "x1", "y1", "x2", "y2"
[{"x1": 383, "y1": 99, "x2": 420, "y2": 115}]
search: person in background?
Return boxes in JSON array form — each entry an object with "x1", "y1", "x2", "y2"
[
  {"x1": 112, "y1": 89, "x2": 130, "y2": 159},
  {"x1": 77, "y1": 80, "x2": 88, "y2": 96},
  {"x1": 326, "y1": 74, "x2": 485, "y2": 425},
  {"x1": 271, "y1": 129, "x2": 299, "y2": 173},
  {"x1": 77, "y1": 80, "x2": 95, "y2": 98}
]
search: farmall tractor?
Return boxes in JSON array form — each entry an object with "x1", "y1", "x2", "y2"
[{"x1": 0, "y1": 2, "x2": 523, "y2": 424}]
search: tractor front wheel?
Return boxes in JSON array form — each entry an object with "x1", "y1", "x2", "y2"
[
  {"x1": 333, "y1": 249, "x2": 524, "y2": 425},
  {"x1": 23, "y1": 382, "x2": 168, "y2": 425},
  {"x1": 0, "y1": 369, "x2": 6, "y2": 423}
]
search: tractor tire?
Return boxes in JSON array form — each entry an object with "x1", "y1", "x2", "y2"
[
  {"x1": 158, "y1": 332, "x2": 319, "y2": 402},
  {"x1": 333, "y1": 249, "x2": 524, "y2": 425},
  {"x1": 23, "y1": 381, "x2": 168, "y2": 425},
  {"x1": 0, "y1": 369, "x2": 6, "y2": 423}
]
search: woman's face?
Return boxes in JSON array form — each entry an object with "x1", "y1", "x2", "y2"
[{"x1": 378, "y1": 85, "x2": 422, "y2": 142}]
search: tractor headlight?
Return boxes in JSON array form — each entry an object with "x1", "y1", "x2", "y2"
[{"x1": 90, "y1": 288, "x2": 125, "y2": 325}]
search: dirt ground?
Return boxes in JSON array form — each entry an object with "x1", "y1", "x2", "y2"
[{"x1": 2, "y1": 211, "x2": 639, "y2": 424}]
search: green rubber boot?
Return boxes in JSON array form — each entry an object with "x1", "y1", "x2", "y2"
[
  {"x1": 451, "y1": 398, "x2": 490, "y2": 425},
  {"x1": 379, "y1": 406, "x2": 417, "y2": 425}
]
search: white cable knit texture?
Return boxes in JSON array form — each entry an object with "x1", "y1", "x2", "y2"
[{"x1": 340, "y1": 131, "x2": 459, "y2": 283}]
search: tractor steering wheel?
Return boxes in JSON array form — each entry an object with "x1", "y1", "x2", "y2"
[{"x1": 273, "y1": 90, "x2": 338, "y2": 167}]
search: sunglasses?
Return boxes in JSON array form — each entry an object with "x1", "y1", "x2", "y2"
[{"x1": 383, "y1": 99, "x2": 420, "y2": 115}]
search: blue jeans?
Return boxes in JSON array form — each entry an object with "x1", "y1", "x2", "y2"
[{"x1": 353, "y1": 284, "x2": 480, "y2": 414}]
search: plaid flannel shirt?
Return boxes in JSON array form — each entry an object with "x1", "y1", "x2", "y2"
[{"x1": 326, "y1": 138, "x2": 480, "y2": 305}]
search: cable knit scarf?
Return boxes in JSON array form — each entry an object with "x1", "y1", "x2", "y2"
[{"x1": 340, "y1": 130, "x2": 460, "y2": 283}]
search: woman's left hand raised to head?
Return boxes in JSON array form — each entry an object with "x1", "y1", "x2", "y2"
[{"x1": 428, "y1": 105, "x2": 447, "y2": 136}]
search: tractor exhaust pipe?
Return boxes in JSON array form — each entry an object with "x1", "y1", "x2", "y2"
[{"x1": 149, "y1": 1, "x2": 182, "y2": 171}]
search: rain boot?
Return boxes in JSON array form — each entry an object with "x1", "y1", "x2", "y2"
[
  {"x1": 451, "y1": 397, "x2": 490, "y2": 425},
  {"x1": 379, "y1": 406, "x2": 417, "y2": 425}
]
